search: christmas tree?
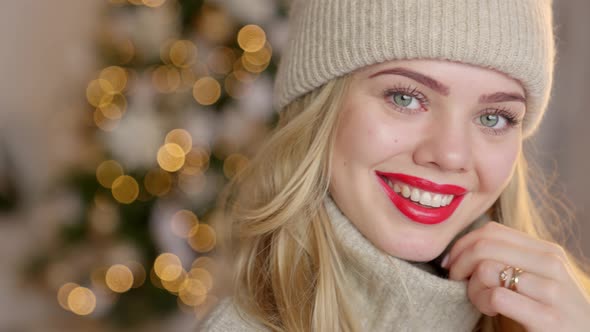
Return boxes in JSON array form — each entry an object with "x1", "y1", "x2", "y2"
[{"x1": 24, "y1": 0, "x2": 289, "y2": 329}]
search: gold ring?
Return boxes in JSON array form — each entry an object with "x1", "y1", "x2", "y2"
[
  {"x1": 508, "y1": 267, "x2": 523, "y2": 291},
  {"x1": 499, "y1": 265, "x2": 512, "y2": 287}
]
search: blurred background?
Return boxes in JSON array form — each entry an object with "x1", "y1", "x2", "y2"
[{"x1": 0, "y1": 1, "x2": 587, "y2": 331}]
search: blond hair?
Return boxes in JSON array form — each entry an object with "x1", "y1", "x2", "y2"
[{"x1": 218, "y1": 75, "x2": 590, "y2": 331}]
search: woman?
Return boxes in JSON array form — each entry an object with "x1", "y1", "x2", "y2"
[{"x1": 202, "y1": 0, "x2": 590, "y2": 331}]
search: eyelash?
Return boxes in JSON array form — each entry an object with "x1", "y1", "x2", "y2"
[
  {"x1": 480, "y1": 107, "x2": 522, "y2": 136},
  {"x1": 381, "y1": 85, "x2": 523, "y2": 135},
  {"x1": 383, "y1": 84, "x2": 429, "y2": 113}
]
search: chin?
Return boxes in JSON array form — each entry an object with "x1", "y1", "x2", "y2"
[
  {"x1": 394, "y1": 250, "x2": 443, "y2": 263},
  {"x1": 381, "y1": 237, "x2": 448, "y2": 263}
]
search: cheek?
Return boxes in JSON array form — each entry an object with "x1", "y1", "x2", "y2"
[
  {"x1": 333, "y1": 105, "x2": 410, "y2": 167},
  {"x1": 477, "y1": 141, "x2": 521, "y2": 192}
]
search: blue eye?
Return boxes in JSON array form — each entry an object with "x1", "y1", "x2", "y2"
[
  {"x1": 480, "y1": 114, "x2": 503, "y2": 128},
  {"x1": 383, "y1": 86, "x2": 429, "y2": 112},
  {"x1": 476, "y1": 109, "x2": 522, "y2": 135},
  {"x1": 392, "y1": 93, "x2": 421, "y2": 109}
]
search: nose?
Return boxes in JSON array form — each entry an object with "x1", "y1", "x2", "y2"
[{"x1": 412, "y1": 116, "x2": 474, "y2": 173}]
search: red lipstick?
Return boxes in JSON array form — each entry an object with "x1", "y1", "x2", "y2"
[{"x1": 375, "y1": 171, "x2": 467, "y2": 225}]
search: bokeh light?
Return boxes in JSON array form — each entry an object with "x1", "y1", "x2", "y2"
[
  {"x1": 183, "y1": 146, "x2": 210, "y2": 174},
  {"x1": 99, "y1": 66, "x2": 128, "y2": 93},
  {"x1": 57, "y1": 282, "x2": 80, "y2": 311},
  {"x1": 188, "y1": 224, "x2": 216, "y2": 253},
  {"x1": 178, "y1": 278, "x2": 207, "y2": 306},
  {"x1": 241, "y1": 56, "x2": 270, "y2": 74},
  {"x1": 93, "y1": 107, "x2": 120, "y2": 131},
  {"x1": 106, "y1": 264, "x2": 134, "y2": 293},
  {"x1": 144, "y1": 168, "x2": 172, "y2": 197},
  {"x1": 188, "y1": 267, "x2": 213, "y2": 291},
  {"x1": 160, "y1": 39, "x2": 174, "y2": 64},
  {"x1": 111, "y1": 175, "x2": 140, "y2": 204},
  {"x1": 98, "y1": 103, "x2": 123, "y2": 121},
  {"x1": 154, "y1": 253, "x2": 183, "y2": 282},
  {"x1": 237, "y1": 24, "x2": 266, "y2": 52},
  {"x1": 191, "y1": 256, "x2": 216, "y2": 271},
  {"x1": 165, "y1": 129, "x2": 193, "y2": 154},
  {"x1": 241, "y1": 42, "x2": 272, "y2": 73},
  {"x1": 86, "y1": 79, "x2": 114, "y2": 108},
  {"x1": 243, "y1": 42, "x2": 272, "y2": 66},
  {"x1": 169, "y1": 40, "x2": 198, "y2": 68},
  {"x1": 150, "y1": 267, "x2": 164, "y2": 289},
  {"x1": 157, "y1": 143, "x2": 186, "y2": 172},
  {"x1": 233, "y1": 59, "x2": 259, "y2": 83},
  {"x1": 161, "y1": 269, "x2": 188, "y2": 294},
  {"x1": 29, "y1": 0, "x2": 288, "y2": 327},
  {"x1": 96, "y1": 160, "x2": 124, "y2": 188},
  {"x1": 171, "y1": 209, "x2": 199, "y2": 238},
  {"x1": 192, "y1": 77, "x2": 221, "y2": 105},
  {"x1": 97, "y1": 93, "x2": 127, "y2": 120},
  {"x1": 67, "y1": 287, "x2": 97, "y2": 316}
]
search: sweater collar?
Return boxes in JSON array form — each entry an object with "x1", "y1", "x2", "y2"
[{"x1": 324, "y1": 196, "x2": 482, "y2": 332}]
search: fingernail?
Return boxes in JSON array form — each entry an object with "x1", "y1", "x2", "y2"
[{"x1": 441, "y1": 253, "x2": 450, "y2": 269}]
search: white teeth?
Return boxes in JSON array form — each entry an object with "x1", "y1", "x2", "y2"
[
  {"x1": 410, "y1": 188, "x2": 421, "y2": 202},
  {"x1": 384, "y1": 179, "x2": 457, "y2": 208},
  {"x1": 432, "y1": 194, "x2": 442, "y2": 207},
  {"x1": 401, "y1": 185, "x2": 411, "y2": 198},
  {"x1": 443, "y1": 195, "x2": 453, "y2": 206},
  {"x1": 419, "y1": 192, "x2": 432, "y2": 205}
]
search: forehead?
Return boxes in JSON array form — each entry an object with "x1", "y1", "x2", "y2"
[{"x1": 354, "y1": 59, "x2": 526, "y2": 97}]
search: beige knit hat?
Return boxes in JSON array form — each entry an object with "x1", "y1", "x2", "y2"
[{"x1": 273, "y1": 0, "x2": 556, "y2": 137}]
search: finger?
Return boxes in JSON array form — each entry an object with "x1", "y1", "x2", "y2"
[
  {"x1": 471, "y1": 260, "x2": 563, "y2": 306},
  {"x1": 467, "y1": 263, "x2": 499, "y2": 316},
  {"x1": 448, "y1": 239, "x2": 569, "y2": 282},
  {"x1": 482, "y1": 286, "x2": 558, "y2": 331},
  {"x1": 447, "y1": 222, "x2": 567, "y2": 268}
]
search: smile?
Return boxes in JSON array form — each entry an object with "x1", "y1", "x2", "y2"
[{"x1": 375, "y1": 171, "x2": 468, "y2": 225}]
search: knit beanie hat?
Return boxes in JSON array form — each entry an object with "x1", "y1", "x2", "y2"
[{"x1": 273, "y1": 0, "x2": 555, "y2": 138}]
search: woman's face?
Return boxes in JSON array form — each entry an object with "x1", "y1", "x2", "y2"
[{"x1": 329, "y1": 59, "x2": 525, "y2": 262}]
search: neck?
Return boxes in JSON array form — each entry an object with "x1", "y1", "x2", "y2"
[{"x1": 324, "y1": 196, "x2": 482, "y2": 331}]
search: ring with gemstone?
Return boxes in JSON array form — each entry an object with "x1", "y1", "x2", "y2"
[{"x1": 499, "y1": 265, "x2": 513, "y2": 288}]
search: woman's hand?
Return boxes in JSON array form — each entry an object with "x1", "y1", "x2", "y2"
[{"x1": 444, "y1": 222, "x2": 590, "y2": 332}]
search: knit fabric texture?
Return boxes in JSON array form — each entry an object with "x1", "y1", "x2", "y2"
[
  {"x1": 273, "y1": 0, "x2": 555, "y2": 137},
  {"x1": 199, "y1": 196, "x2": 484, "y2": 331}
]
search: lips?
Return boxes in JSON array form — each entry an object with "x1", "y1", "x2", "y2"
[{"x1": 375, "y1": 171, "x2": 467, "y2": 225}]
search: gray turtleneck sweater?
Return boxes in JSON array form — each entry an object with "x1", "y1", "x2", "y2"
[{"x1": 200, "y1": 197, "x2": 483, "y2": 331}]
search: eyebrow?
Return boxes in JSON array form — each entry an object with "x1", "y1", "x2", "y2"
[
  {"x1": 369, "y1": 68, "x2": 450, "y2": 96},
  {"x1": 479, "y1": 92, "x2": 526, "y2": 104},
  {"x1": 368, "y1": 67, "x2": 526, "y2": 104}
]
